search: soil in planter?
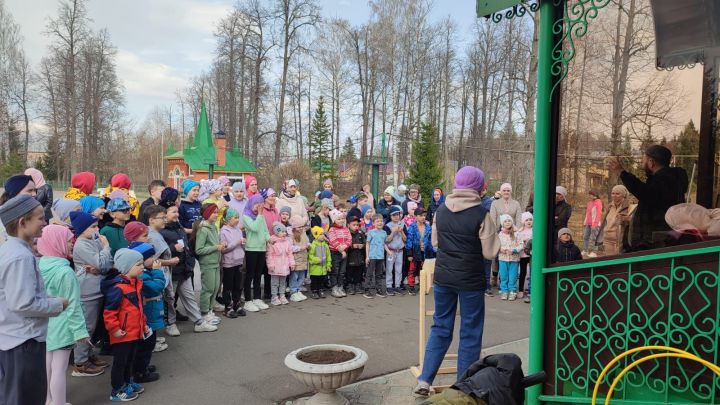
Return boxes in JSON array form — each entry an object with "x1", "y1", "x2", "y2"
[{"x1": 298, "y1": 350, "x2": 356, "y2": 364}]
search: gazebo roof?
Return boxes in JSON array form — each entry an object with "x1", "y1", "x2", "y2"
[{"x1": 651, "y1": 0, "x2": 720, "y2": 68}]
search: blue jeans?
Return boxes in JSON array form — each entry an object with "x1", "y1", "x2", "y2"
[
  {"x1": 499, "y1": 261, "x2": 519, "y2": 294},
  {"x1": 289, "y1": 270, "x2": 307, "y2": 293},
  {"x1": 483, "y1": 259, "x2": 492, "y2": 292},
  {"x1": 419, "y1": 283, "x2": 485, "y2": 384}
]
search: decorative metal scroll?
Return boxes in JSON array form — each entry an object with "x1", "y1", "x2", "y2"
[
  {"x1": 550, "y1": 253, "x2": 720, "y2": 402},
  {"x1": 489, "y1": 1, "x2": 539, "y2": 23},
  {"x1": 656, "y1": 52, "x2": 704, "y2": 71},
  {"x1": 550, "y1": 0, "x2": 612, "y2": 97}
]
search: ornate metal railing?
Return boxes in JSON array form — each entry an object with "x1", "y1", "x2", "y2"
[{"x1": 539, "y1": 243, "x2": 720, "y2": 404}]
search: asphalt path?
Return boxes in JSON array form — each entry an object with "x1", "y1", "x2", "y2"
[{"x1": 66, "y1": 288, "x2": 529, "y2": 404}]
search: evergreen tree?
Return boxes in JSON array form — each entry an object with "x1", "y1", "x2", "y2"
[
  {"x1": 405, "y1": 122, "x2": 443, "y2": 202},
  {"x1": 340, "y1": 137, "x2": 356, "y2": 161},
  {"x1": 308, "y1": 96, "x2": 334, "y2": 186},
  {"x1": 674, "y1": 119, "x2": 700, "y2": 175}
]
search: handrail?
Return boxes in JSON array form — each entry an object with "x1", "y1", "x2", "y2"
[{"x1": 542, "y1": 243, "x2": 720, "y2": 273}]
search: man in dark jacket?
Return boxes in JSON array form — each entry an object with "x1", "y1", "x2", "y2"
[
  {"x1": 415, "y1": 166, "x2": 500, "y2": 396},
  {"x1": 609, "y1": 145, "x2": 689, "y2": 251}
]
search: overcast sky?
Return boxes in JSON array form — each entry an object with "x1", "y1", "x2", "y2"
[
  {"x1": 6, "y1": 0, "x2": 701, "y2": 132},
  {"x1": 6, "y1": 0, "x2": 481, "y2": 125}
]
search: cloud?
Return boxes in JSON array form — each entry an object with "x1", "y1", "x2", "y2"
[{"x1": 115, "y1": 49, "x2": 187, "y2": 99}]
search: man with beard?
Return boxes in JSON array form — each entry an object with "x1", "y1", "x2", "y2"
[{"x1": 608, "y1": 145, "x2": 688, "y2": 251}]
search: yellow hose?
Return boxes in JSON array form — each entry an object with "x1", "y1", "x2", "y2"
[{"x1": 590, "y1": 345, "x2": 720, "y2": 405}]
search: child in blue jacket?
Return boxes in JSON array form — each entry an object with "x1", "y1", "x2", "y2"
[
  {"x1": 128, "y1": 242, "x2": 165, "y2": 383},
  {"x1": 405, "y1": 208, "x2": 435, "y2": 295}
]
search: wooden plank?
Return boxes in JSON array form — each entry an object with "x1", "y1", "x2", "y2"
[
  {"x1": 410, "y1": 366, "x2": 421, "y2": 377},
  {"x1": 437, "y1": 367, "x2": 457, "y2": 375}
]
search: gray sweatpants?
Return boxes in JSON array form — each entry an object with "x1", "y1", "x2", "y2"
[
  {"x1": 172, "y1": 278, "x2": 202, "y2": 324},
  {"x1": 74, "y1": 298, "x2": 101, "y2": 365},
  {"x1": 270, "y1": 275, "x2": 287, "y2": 298},
  {"x1": 162, "y1": 270, "x2": 177, "y2": 325},
  {"x1": 386, "y1": 250, "x2": 404, "y2": 289}
]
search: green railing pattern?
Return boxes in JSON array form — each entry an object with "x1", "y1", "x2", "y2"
[{"x1": 541, "y1": 245, "x2": 720, "y2": 404}]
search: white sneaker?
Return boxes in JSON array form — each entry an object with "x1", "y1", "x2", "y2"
[
  {"x1": 153, "y1": 341, "x2": 168, "y2": 353},
  {"x1": 270, "y1": 296, "x2": 282, "y2": 306},
  {"x1": 194, "y1": 321, "x2": 218, "y2": 333},
  {"x1": 244, "y1": 301, "x2": 260, "y2": 312},
  {"x1": 253, "y1": 299, "x2": 269, "y2": 310},
  {"x1": 501, "y1": 293, "x2": 509, "y2": 300},
  {"x1": 204, "y1": 313, "x2": 221, "y2": 325},
  {"x1": 213, "y1": 303, "x2": 225, "y2": 312},
  {"x1": 509, "y1": 292, "x2": 517, "y2": 301},
  {"x1": 289, "y1": 292, "x2": 303, "y2": 302},
  {"x1": 156, "y1": 336, "x2": 166, "y2": 344},
  {"x1": 298, "y1": 292, "x2": 308, "y2": 301},
  {"x1": 165, "y1": 323, "x2": 180, "y2": 337}
]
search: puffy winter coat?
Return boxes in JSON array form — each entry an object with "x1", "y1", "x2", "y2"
[
  {"x1": 406, "y1": 221, "x2": 435, "y2": 261},
  {"x1": 292, "y1": 232, "x2": 310, "y2": 270},
  {"x1": 347, "y1": 230, "x2": 366, "y2": 267},
  {"x1": 101, "y1": 270, "x2": 146, "y2": 345},
  {"x1": 140, "y1": 267, "x2": 165, "y2": 331},
  {"x1": 308, "y1": 239, "x2": 331, "y2": 276},
  {"x1": 159, "y1": 221, "x2": 195, "y2": 281},
  {"x1": 266, "y1": 236, "x2": 295, "y2": 276}
]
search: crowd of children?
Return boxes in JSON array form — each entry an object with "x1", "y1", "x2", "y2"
[{"x1": 0, "y1": 170, "x2": 548, "y2": 404}]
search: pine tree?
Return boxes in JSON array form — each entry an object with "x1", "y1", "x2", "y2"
[
  {"x1": 405, "y1": 122, "x2": 443, "y2": 202},
  {"x1": 674, "y1": 120, "x2": 700, "y2": 175},
  {"x1": 308, "y1": 96, "x2": 334, "y2": 186},
  {"x1": 340, "y1": 137, "x2": 356, "y2": 161}
]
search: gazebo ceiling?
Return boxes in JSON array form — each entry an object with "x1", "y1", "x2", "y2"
[{"x1": 650, "y1": 0, "x2": 720, "y2": 68}]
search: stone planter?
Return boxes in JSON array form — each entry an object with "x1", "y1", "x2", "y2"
[{"x1": 285, "y1": 344, "x2": 368, "y2": 405}]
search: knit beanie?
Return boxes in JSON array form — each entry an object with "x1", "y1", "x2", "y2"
[
  {"x1": 319, "y1": 190, "x2": 333, "y2": 200},
  {"x1": 329, "y1": 209, "x2": 344, "y2": 223},
  {"x1": 499, "y1": 214, "x2": 513, "y2": 226},
  {"x1": 384, "y1": 186, "x2": 395, "y2": 195},
  {"x1": 129, "y1": 241, "x2": 156, "y2": 261},
  {"x1": 346, "y1": 215, "x2": 360, "y2": 224},
  {"x1": 224, "y1": 208, "x2": 239, "y2": 220},
  {"x1": 454, "y1": 166, "x2": 485, "y2": 193},
  {"x1": 311, "y1": 226, "x2": 324, "y2": 239},
  {"x1": 0, "y1": 194, "x2": 40, "y2": 225},
  {"x1": 123, "y1": 221, "x2": 148, "y2": 242},
  {"x1": 3, "y1": 175, "x2": 33, "y2": 199},
  {"x1": 521, "y1": 212, "x2": 533, "y2": 223},
  {"x1": 279, "y1": 206, "x2": 292, "y2": 216},
  {"x1": 182, "y1": 179, "x2": 200, "y2": 197},
  {"x1": 160, "y1": 187, "x2": 179, "y2": 208},
  {"x1": 558, "y1": 228, "x2": 572, "y2": 238},
  {"x1": 79, "y1": 196, "x2": 105, "y2": 214},
  {"x1": 360, "y1": 204, "x2": 372, "y2": 216},
  {"x1": 70, "y1": 211, "x2": 98, "y2": 237},
  {"x1": 272, "y1": 221, "x2": 286, "y2": 236},
  {"x1": 320, "y1": 198, "x2": 334, "y2": 209},
  {"x1": 290, "y1": 215, "x2": 306, "y2": 228},
  {"x1": 114, "y1": 248, "x2": 143, "y2": 275},
  {"x1": 202, "y1": 204, "x2": 218, "y2": 220},
  {"x1": 611, "y1": 184, "x2": 629, "y2": 198},
  {"x1": 407, "y1": 201, "x2": 418, "y2": 212}
]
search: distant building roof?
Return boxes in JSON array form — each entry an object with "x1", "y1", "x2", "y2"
[{"x1": 165, "y1": 101, "x2": 256, "y2": 173}]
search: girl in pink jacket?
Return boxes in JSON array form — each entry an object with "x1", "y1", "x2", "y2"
[
  {"x1": 583, "y1": 190, "x2": 604, "y2": 257},
  {"x1": 266, "y1": 221, "x2": 295, "y2": 306}
]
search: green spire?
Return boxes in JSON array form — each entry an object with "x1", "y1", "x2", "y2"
[
  {"x1": 165, "y1": 144, "x2": 177, "y2": 155},
  {"x1": 195, "y1": 100, "x2": 213, "y2": 149}
]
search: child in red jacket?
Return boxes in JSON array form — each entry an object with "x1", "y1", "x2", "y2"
[
  {"x1": 101, "y1": 248, "x2": 148, "y2": 402},
  {"x1": 327, "y1": 209, "x2": 351, "y2": 298}
]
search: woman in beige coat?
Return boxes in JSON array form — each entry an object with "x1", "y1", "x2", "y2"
[{"x1": 601, "y1": 185, "x2": 631, "y2": 256}]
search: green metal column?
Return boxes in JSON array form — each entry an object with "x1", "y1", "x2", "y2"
[
  {"x1": 528, "y1": 0, "x2": 559, "y2": 403},
  {"x1": 371, "y1": 164, "x2": 379, "y2": 206}
]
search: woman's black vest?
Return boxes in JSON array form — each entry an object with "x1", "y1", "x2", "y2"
[{"x1": 434, "y1": 203, "x2": 487, "y2": 290}]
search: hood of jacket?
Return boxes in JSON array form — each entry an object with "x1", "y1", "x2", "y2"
[
  {"x1": 38, "y1": 256, "x2": 72, "y2": 284},
  {"x1": 444, "y1": 189, "x2": 482, "y2": 213},
  {"x1": 101, "y1": 269, "x2": 127, "y2": 293}
]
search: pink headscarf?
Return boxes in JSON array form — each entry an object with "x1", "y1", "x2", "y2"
[
  {"x1": 24, "y1": 168, "x2": 46, "y2": 188},
  {"x1": 37, "y1": 224, "x2": 74, "y2": 258},
  {"x1": 244, "y1": 175, "x2": 258, "y2": 198}
]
